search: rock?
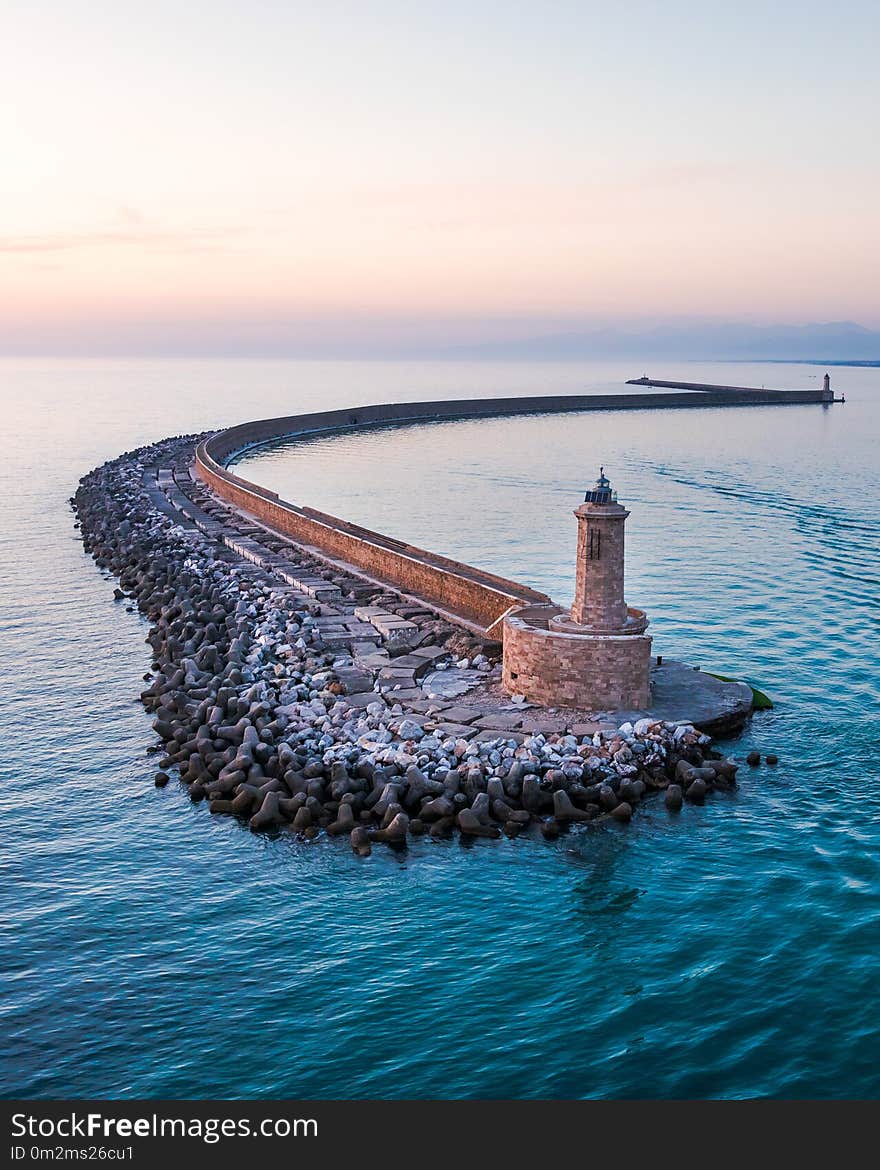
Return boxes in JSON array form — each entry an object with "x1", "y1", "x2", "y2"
[
  {"x1": 610, "y1": 801, "x2": 632, "y2": 822},
  {"x1": 403, "y1": 764, "x2": 443, "y2": 806},
  {"x1": 675, "y1": 758, "x2": 696, "y2": 785},
  {"x1": 665, "y1": 784, "x2": 683, "y2": 811},
  {"x1": 154, "y1": 771, "x2": 169, "y2": 787},
  {"x1": 470, "y1": 792, "x2": 492, "y2": 824},
  {"x1": 420, "y1": 794, "x2": 455, "y2": 821},
  {"x1": 231, "y1": 787, "x2": 258, "y2": 814},
  {"x1": 326, "y1": 803, "x2": 355, "y2": 835},
  {"x1": 380, "y1": 802, "x2": 403, "y2": 829},
  {"x1": 553, "y1": 790, "x2": 591, "y2": 822},
  {"x1": 486, "y1": 777, "x2": 506, "y2": 803},
  {"x1": 250, "y1": 790, "x2": 284, "y2": 829},
  {"x1": 685, "y1": 778, "x2": 707, "y2": 803},
  {"x1": 291, "y1": 805, "x2": 313, "y2": 831},
  {"x1": 350, "y1": 827, "x2": 371, "y2": 857},
  {"x1": 710, "y1": 759, "x2": 739, "y2": 783},
  {"x1": 746, "y1": 750, "x2": 761, "y2": 766},
  {"x1": 491, "y1": 798, "x2": 513, "y2": 822},
  {"x1": 598, "y1": 784, "x2": 619, "y2": 812},
  {"x1": 370, "y1": 811, "x2": 409, "y2": 844},
  {"x1": 396, "y1": 719, "x2": 424, "y2": 741},
  {"x1": 522, "y1": 774, "x2": 549, "y2": 812},
  {"x1": 457, "y1": 808, "x2": 500, "y2": 838},
  {"x1": 765, "y1": 753, "x2": 778, "y2": 766},
  {"x1": 618, "y1": 779, "x2": 643, "y2": 804}
]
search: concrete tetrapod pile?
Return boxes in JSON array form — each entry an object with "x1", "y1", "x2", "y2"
[{"x1": 74, "y1": 434, "x2": 740, "y2": 856}]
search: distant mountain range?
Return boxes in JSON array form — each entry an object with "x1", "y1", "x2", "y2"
[
  {"x1": 3, "y1": 316, "x2": 879, "y2": 362},
  {"x1": 446, "y1": 320, "x2": 880, "y2": 362}
]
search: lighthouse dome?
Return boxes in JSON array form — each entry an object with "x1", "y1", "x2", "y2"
[{"x1": 584, "y1": 466, "x2": 618, "y2": 504}]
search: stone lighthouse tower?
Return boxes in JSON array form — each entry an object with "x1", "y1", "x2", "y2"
[
  {"x1": 501, "y1": 467, "x2": 652, "y2": 709},
  {"x1": 571, "y1": 468, "x2": 629, "y2": 630}
]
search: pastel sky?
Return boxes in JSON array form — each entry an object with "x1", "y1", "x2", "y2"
[{"x1": 2, "y1": 0, "x2": 878, "y2": 354}]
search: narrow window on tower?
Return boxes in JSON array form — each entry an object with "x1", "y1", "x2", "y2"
[{"x1": 588, "y1": 527, "x2": 601, "y2": 559}]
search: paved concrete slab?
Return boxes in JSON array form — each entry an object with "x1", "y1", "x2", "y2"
[
  {"x1": 569, "y1": 721, "x2": 603, "y2": 737},
  {"x1": 421, "y1": 668, "x2": 483, "y2": 699},
  {"x1": 471, "y1": 729, "x2": 527, "y2": 745},
  {"x1": 473, "y1": 713, "x2": 524, "y2": 730},
  {"x1": 401, "y1": 698, "x2": 446, "y2": 714},
  {"x1": 388, "y1": 653, "x2": 434, "y2": 672},
  {"x1": 410, "y1": 645, "x2": 450, "y2": 661},
  {"x1": 337, "y1": 691, "x2": 385, "y2": 709},
  {"x1": 519, "y1": 714, "x2": 573, "y2": 734},
  {"x1": 378, "y1": 667, "x2": 418, "y2": 687},
  {"x1": 430, "y1": 722, "x2": 480, "y2": 739},
  {"x1": 439, "y1": 705, "x2": 482, "y2": 725},
  {"x1": 612, "y1": 661, "x2": 753, "y2": 735}
]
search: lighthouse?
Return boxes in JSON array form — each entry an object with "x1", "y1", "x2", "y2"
[
  {"x1": 571, "y1": 467, "x2": 630, "y2": 630},
  {"x1": 501, "y1": 467, "x2": 652, "y2": 709}
]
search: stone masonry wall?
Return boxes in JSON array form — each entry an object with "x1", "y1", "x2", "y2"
[
  {"x1": 572, "y1": 508, "x2": 628, "y2": 629},
  {"x1": 195, "y1": 455, "x2": 546, "y2": 632},
  {"x1": 502, "y1": 611, "x2": 653, "y2": 709}
]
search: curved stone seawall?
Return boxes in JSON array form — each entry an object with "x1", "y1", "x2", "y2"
[
  {"x1": 195, "y1": 389, "x2": 827, "y2": 633},
  {"x1": 195, "y1": 398, "x2": 579, "y2": 632}
]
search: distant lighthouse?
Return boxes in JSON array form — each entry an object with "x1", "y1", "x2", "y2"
[{"x1": 822, "y1": 372, "x2": 832, "y2": 399}]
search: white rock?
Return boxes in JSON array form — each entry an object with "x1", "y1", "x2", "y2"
[{"x1": 396, "y1": 719, "x2": 425, "y2": 741}]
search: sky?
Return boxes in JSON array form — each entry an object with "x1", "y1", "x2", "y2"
[{"x1": 1, "y1": 0, "x2": 878, "y2": 355}]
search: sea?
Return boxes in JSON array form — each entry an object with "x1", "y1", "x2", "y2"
[{"x1": 1, "y1": 357, "x2": 878, "y2": 1099}]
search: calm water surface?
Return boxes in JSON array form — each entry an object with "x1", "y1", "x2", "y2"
[{"x1": 1, "y1": 358, "x2": 878, "y2": 1099}]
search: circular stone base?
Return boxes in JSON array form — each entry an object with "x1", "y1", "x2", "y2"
[
  {"x1": 503, "y1": 607, "x2": 653, "y2": 709},
  {"x1": 548, "y1": 611, "x2": 649, "y2": 636}
]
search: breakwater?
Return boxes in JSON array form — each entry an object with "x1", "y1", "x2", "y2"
[
  {"x1": 626, "y1": 376, "x2": 835, "y2": 400},
  {"x1": 195, "y1": 388, "x2": 832, "y2": 633},
  {"x1": 73, "y1": 424, "x2": 747, "y2": 854}
]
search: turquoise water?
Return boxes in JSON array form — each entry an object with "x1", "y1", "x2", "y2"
[{"x1": 1, "y1": 358, "x2": 878, "y2": 1099}]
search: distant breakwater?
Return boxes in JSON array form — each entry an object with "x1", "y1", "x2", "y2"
[{"x1": 72, "y1": 426, "x2": 746, "y2": 855}]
